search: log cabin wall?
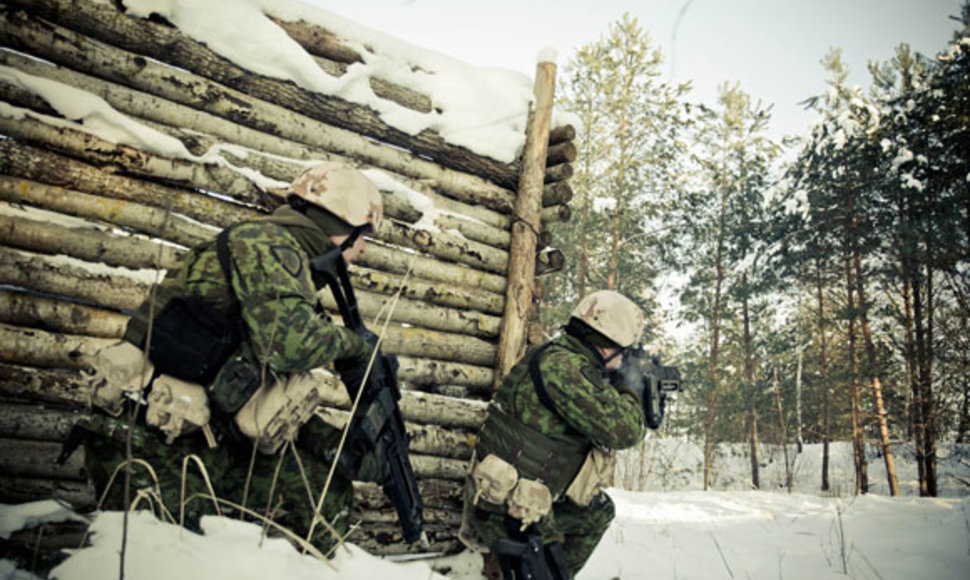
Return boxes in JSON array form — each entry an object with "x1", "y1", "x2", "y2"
[{"x1": 0, "y1": 0, "x2": 574, "y2": 555}]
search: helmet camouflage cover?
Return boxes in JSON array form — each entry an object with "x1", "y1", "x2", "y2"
[
  {"x1": 570, "y1": 290, "x2": 644, "y2": 348},
  {"x1": 290, "y1": 162, "x2": 383, "y2": 230}
]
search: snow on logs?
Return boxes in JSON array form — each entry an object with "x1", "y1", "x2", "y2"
[{"x1": 0, "y1": 0, "x2": 577, "y2": 554}]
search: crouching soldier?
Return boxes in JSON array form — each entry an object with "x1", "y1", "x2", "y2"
[
  {"x1": 460, "y1": 290, "x2": 649, "y2": 579},
  {"x1": 70, "y1": 162, "x2": 388, "y2": 555}
]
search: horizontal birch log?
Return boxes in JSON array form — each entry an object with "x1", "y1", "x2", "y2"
[
  {"x1": 0, "y1": 287, "x2": 494, "y2": 372},
  {"x1": 0, "y1": 247, "x2": 498, "y2": 363},
  {"x1": 270, "y1": 17, "x2": 363, "y2": 65},
  {"x1": 0, "y1": 245, "x2": 152, "y2": 312},
  {"x1": 0, "y1": 438, "x2": 85, "y2": 480},
  {"x1": 315, "y1": 408, "x2": 473, "y2": 460},
  {"x1": 0, "y1": 289, "x2": 128, "y2": 338},
  {"x1": 1, "y1": 110, "x2": 505, "y2": 275},
  {"x1": 0, "y1": 402, "x2": 81, "y2": 440},
  {"x1": 354, "y1": 479, "x2": 463, "y2": 512},
  {"x1": 535, "y1": 248, "x2": 566, "y2": 276},
  {"x1": 546, "y1": 141, "x2": 577, "y2": 166},
  {"x1": 0, "y1": 475, "x2": 95, "y2": 507},
  {"x1": 0, "y1": 140, "x2": 258, "y2": 228},
  {"x1": 0, "y1": 237, "x2": 502, "y2": 347},
  {"x1": 351, "y1": 267, "x2": 503, "y2": 316},
  {"x1": 0, "y1": 41, "x2": 517, "y2": 218},
  {"x1": 409, "y1": 453, "x2": 469, "y2": 481},
  {"x1": 541, "y1": 204, "x2": 572, "y2": 225},
  {"x1": 548, "y1": 124, "x2": 576, "y2": 145},
  {"x1": 395, "y1": 356, "x2": 493, "y2": 391},
  {"x1": 542, "y1": 181, "x2": 573, "y2": 207},
  {"x1": 0, "y1": 234, "x2": 504, "y2": 342},
  {"x1": 0, "y1": 322, "x2": 114, "y2": 370},
  {"x1": 0, "y1": 175, "x2": 217, "y2": 248},
  {"x1": 321, "y1": 287, "x2": 500, "y2": 339},
  {"x1": 382, "y1": 193, "x2": 510, "y2": 250},
  {"x1": 2, "y1": 1, "x2": 524, "y2": 189},
  {"x1": 0, "y1": 362, "x2": 488, "y2": 431},
  {"x1": 379, "y1": 325, "x2": 496, "y2": 366},
  {"x1": 270, "y1": 18, "x2": 434, "y2": 114},
  {"x1": 0, "y1": 213, "x2": 185, "y2": 270},
  {"x1": 380, "y1": 220, "x2": 508, "y2": 274},
  {"x1": 0, "y1": 175, "x2": 505, "y2": 314},
  {"x1": 0, "y1": 49, "x2": 515, "y2": 223},
  {"x1": 545, "y1": 162, "x2": 573, "y2": 184},
  {"x1": 358, "y1": 242, "x2": 507, "y2": 296},
  {"x1": 0, "y1": 110, "x2": 277, "y2": 210},
  {"x1": 0, "y1": 364, "x2": 90, "y2": 406}
]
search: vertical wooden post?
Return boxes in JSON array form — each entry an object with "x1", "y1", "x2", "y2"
[{"x1": 493, "y1": 57, "x2": 557, "y2": 390}]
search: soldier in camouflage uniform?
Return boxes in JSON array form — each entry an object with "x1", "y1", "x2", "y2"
[
  {"x1": 77, "y1": 162, "x2": 384, "y2": 555},
  {"x1": 461, "y1": 290, "x2": 648, "y2": 579}
]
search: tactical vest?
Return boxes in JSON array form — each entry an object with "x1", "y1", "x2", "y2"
[{"x1": 475, "y1": 405, "x2": 589, "y2": 500}]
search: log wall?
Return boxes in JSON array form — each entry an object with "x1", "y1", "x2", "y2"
[{"x1": 0, "y1": 0, "x2": 572, "y2": 556}]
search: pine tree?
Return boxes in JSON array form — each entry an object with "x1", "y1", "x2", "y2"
[{"x1": 546, "y1": 13, "x2": 689, "y2": 334}]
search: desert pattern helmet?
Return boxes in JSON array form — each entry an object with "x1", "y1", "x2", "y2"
[
  {"x1": 570, "y1": 290, "x2": 644, "y2": 348},
  {"x1": 290, "y1": 162, "x2": 383, "y2": 230}
]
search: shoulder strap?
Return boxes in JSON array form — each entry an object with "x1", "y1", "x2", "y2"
[
  {"x1": 528, "y1": 343, "x2": 558, "y2": 414},
  {"x1": 215, "y1": 226, "x2": 241, "y2": 314}
]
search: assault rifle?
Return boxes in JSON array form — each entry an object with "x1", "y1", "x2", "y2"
[
  {"x1": 310, "y1": 241, "x2": 427, "y2": 546},
  {"x1": 611, "y1": 347, "x2": 682, "y2": 429}
]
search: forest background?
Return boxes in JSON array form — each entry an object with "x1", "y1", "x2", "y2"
[{"x1": 541, "y1": 3, "x2": 970, "y2": 499}]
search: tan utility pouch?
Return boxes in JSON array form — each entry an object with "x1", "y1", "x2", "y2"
[
  {"x1": 86, "y1": 341, "x2": 155, "y2": 416},
  {"x1": 471, "y1": 453, "x2": 519, "y2": 505},
  {"x1": 146, "y1": 374, "x2": 212, "y2": 445},
  {"x1": 508, "y1": 478, "x2": 553, "y2": 530},
  {"x1": 565, "y1": 447, "x2": 616, "y2": 506},
  {"x1": 234, "y1": 372, "x2": 322, "y2": 454}
]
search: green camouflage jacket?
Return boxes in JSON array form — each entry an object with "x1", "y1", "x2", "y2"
[
  {"x1": 125, "y1": 206, "x2": 368, "y2": 409},
  {"x1": 475, "y1": 333, "x2": 646, "y2": 494}
]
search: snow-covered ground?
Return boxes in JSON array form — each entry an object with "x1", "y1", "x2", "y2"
[{"x1": 2, "y1": 440, "x2": 969, "y2": 579}]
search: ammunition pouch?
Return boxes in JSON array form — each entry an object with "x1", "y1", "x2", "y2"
[
  {"x1": 145, "y1": 374, "x2": 214, "y2": 446},
  {"x1": 564, "y1": 447, "x2": 614, "y2": 507},
  {"x1": 234, "y1": 372, "x2": 324, "y2": 454},
  {"x1": 469, "y1": 453, "x2": 553, "y2": 530},
  {"x1": 85, "y1": 341, "x2": 155, "y2": 416}
]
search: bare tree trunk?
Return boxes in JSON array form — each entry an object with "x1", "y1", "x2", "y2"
[
  {"x1": 815, "y1": 260, "x2": 832, "y2": 492},
  {"x1": 845, "y1": 254, "x2": 868, "y2": 494},
  {"x1": 742, "y1": 283, "x2": 760, "y2": 489},
  {"x1": 852, "y1": 234, "x2": 900, "y2": 496},
  {"x1": 773, "y1": 365, "x2": 792, "y2": 492}
]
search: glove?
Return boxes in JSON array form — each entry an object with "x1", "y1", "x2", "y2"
[
  {"x1": 334, "y1": 327, "x2": 378, "y2": 391},
  {"x1": 335, "y1": 355, "x2": 369, "y2": 393}
]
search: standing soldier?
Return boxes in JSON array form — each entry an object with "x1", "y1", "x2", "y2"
[
  {"x1": 72, "y1": 162, "x2": 386, "y2": 555},
  {"x1": 460, "y1": 290, "x2": 649, "y2": 579}
]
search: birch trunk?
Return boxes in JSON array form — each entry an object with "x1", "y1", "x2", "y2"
[
  {"x1": 0, "y1": 139, "x2": 258, "y2": 228},
  {"x1": 0, "y1": 364, "x2": 90, "y2": 406},
  {"x1": 494, "y1": 60, "x2": 555, "y2": 386},
  {"x1": 0, "y1": 246, "x2": 154, "y2": 312},
  {"x1": 0, "y1": 175, "x2": 217, "y2": 248},
  {"x1": 0, "y1": 213, "x2": 185, "y2": 271},
  {"x1": 0, "y1": 289, "x2": 128, "y2": 338}
]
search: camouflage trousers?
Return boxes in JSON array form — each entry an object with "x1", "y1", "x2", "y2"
[
  {"x1": 81, "y1": 412, "x2": 354, "y2": 557},
  {"x1": 467, "y1": 489, "x2": 615, "y2": 576}
]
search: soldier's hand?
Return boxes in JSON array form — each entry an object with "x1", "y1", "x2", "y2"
[{"x1": 335, "y1": 355, "x2": 369, "y2": 392}]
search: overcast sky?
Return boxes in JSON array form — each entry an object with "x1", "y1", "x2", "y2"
[{"x1": 314, "y1": 0, "x2": 965, "y2": 140}]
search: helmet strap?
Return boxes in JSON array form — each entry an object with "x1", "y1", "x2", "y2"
[
  {"x1": 564, "y1": 319, "x2": 611, "y2": 367},
  {"x1": 339, "y1": 224, "x2": 371, "y2": 251}
]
